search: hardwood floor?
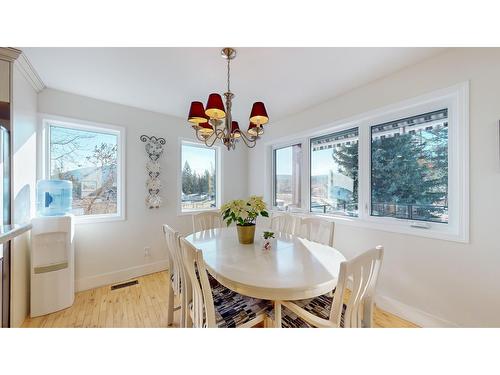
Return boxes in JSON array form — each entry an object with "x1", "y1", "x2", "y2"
[{"x1": 22, "y1": 271, "x2": 418, "y2": 328}]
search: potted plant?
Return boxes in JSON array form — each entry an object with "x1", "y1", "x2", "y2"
[
  {"x1": 220, "y1": 196, "x2": 269, "y2": 244},
  {"x1": 262, "y1": 231, "x2": 276, "y2": 250}
]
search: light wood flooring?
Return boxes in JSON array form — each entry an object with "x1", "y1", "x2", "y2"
[{"x1": 22, "y1": 271, "x2": 418, "y2": 328}]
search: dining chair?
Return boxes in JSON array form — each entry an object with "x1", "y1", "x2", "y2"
[
  {"x1": 273, "y1": 246, "x2": 384, "y2": 328},
  {"x1": 192, "y1": 211, "x2": 222, "y2": 233},
  {"x1": 162, "y1": 224, "x2": 186, "y2": 327},
  {"x1": 180, "y1": 237, "x2": 270, "y2": 328},
  {"x1": 299, "y1": 217, "x2": 335, "y2": 247},
  {"x1": 270, "y1": 212, "x2": 297, "y2": 236}
]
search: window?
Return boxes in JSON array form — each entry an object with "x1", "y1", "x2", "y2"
[
  {"x1": 267, "y1": 83, "x2": 469, "y2": 242},
  {"x1": 273, "y1": 144, "x2": 302, "y2": 210},
  {"x1": 181, "y1": 141, "x2": 219, "y2": 212},
  {"x1": 371, "y1": 109, "x2": 448, "y2": 223},
  {"x1": 44, "y1": 118, "x2": 125, "y2": 221},
  {"x1": 311, "y1": 128, "x2": 358, "y2": 216}
]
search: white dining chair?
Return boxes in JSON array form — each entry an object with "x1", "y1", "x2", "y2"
[
  {"x1": 180, "y1": 237, "x2": 270, "y2": 328},
  {"x1": 192, "y1": 211, "x2": 222, "y2": 233},
  {"x1": 273, "y1": 246, "x2": 384, "y2": 328},
  {"x1": 299, "y1": 217, "x2": 335, "y2": 247},
  {"x1": 270, "y1": 212, "x2": 297, "y2": 236},
  {"x1": 162, "y1": 224, "x2": 187, "y2": 327}
]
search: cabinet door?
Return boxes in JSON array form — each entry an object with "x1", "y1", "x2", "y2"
[{"x1": 0, "y1": 60, "x2": 9, "y2": 103}]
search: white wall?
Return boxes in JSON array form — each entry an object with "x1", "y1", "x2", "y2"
[
  {"x1": 38, "y1": 89, "x2": 248, "y2": 291},
  {"x1": 249, "y1": 48, "x2": 500, "y2": 327},
  {"x1": 11, "y1": 64, "x2": 38, "y2": 327}
]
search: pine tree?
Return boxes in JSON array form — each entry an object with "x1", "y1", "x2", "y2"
[
  {"x1": 332, "y1": 141, "x2": 359, "y2": 204},
  {"x1": 422, "y1": 125, "x2": 448, "y2": 206},
  {"x1": 182, "y1": 161, "x2": 194, "y2": 194},
  {"x1": 371, "y1": 133, "x2": 433, "y2": 205}
]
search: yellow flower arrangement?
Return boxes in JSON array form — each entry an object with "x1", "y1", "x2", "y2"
[{"x1": 220, "y1": 196, "x2": 269, "y2": 226}]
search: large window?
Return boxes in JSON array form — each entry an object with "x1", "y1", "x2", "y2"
[
  {"x1": 273, "y1": 144, "x2": 302, "y2": 210},
  {"x1": 267, "y1": 83, "x2": 469, "y2": 242},
  {"x1": 371, "y1": 109, "x2": 448, "y2": 223},
  {"x1": 181, "y1": 141, "x2": 219, "y2": 212},
  {"x1": 45, "y1": 118, "x2": 124, "y2": 220},
  {"x1": 311, "y1": 128, "x2": 358, "y2": 216}
]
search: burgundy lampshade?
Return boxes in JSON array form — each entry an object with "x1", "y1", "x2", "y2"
[
  {"x1": 249, "y1": 101, "x2": 269, "y2": 125},
  {"x1": 198, "y1": 122, "x2": 214, "y2": 136},
  {"x1": 187, "y1": 101, "x2": 207, "y2": 124},
  {"x1": 205, "y1": 93, "x2": 226, "y2": 119},
  {"x1": 231, "y1": 121, "x2": 241, "y2": 138},
  {"x1": 248, "y1": 122, "x2": 263, "y2": 137}
]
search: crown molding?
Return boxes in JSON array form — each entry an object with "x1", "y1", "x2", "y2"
[
  {"x1": 0, "y1": 47, "x2": 22, "y2": 62},
  {"x1": 14, "y1": 52, "x2": 45, "y2": 93}
]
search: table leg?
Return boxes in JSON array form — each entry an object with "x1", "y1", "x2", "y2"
[{"x1": 274, "y1": 301, "x2": 281, "y2": 328}]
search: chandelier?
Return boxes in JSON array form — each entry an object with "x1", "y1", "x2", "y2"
[{"x1": 187, "y1": 47, "x2": 269, "y2": 150}]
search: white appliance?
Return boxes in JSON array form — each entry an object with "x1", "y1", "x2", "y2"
[{"x1": 30, "y1": 215, "x2": 74, "y2": 317}]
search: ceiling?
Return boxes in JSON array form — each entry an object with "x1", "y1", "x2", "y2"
[{"x1": 23, "y1": 47, "x2": 446, "y2": 123}]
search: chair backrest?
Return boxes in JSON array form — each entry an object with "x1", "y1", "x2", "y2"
[
  {"x1": 180, "y1": 237, "x2": 217, "y2": 328},
  {"x1": 162, "y1": 225, "x2": 184, "y2": 296},
  {"x1": 299, "y1": 217, "x2": 335, "y2": 247},
  {"x1": 270, "y1": 212, "x2": 297, "y2": 235},
  {"x1": 329, "y1": 246, "x2": 384, "y2": 328},
  {"x1": 192, "y1": 211, "x2": 222, "y2": 233}
]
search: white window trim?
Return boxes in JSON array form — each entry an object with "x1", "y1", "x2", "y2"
[
  {"x1": 271, "y1": 141, "x2": 308, "y2": 210},
  {"x1": 177, "y1": 138, "x2": 222, "y2": 216},
  {"x1": 39, "y1": 113, "x2": 126, "y2": 224},
  {"x1": 266, "y1": 82, "x2": 469, "y2": 243}
]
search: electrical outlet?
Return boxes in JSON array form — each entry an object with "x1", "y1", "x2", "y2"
[{"x1": 144, "y1": 246, "x2": 151, "y2": 257}]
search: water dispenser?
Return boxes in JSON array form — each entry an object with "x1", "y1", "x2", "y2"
[
  {"x1": 31, "y1": 179, "x2": 75, "y2": 317},
  {"x1": 36, "y1": 179, "x2": 72, "y2": 216}
]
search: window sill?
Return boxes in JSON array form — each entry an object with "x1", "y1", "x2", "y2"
[
  {"x1": 74, "y1": 214, "x2": 126, "y2": 225},
  {"x1": 271, "y1": 209, "x2": 468, "y2": 243},
  {"x1": 177, "y1": 208, "x2": 220, "y2": 216}
]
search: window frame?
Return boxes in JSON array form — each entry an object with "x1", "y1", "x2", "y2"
[
  {"x1": 272, "y1": 142, "x2": 304, "y2": 210},
  {"x1": 266, "y1": 82, "x2": 469, "y2": 242},
  {"x1": 178, "y1": 139, "x2": 222, "y2": 215},
  {"x1": 40, "y1": 114, "x2": 126, "y2": 224},
  {"x1": 310, "y1": 126, "x2": 360, "y2": 217}
]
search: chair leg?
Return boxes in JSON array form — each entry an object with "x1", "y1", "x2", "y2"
[
  {"x1": 274, "y1": 301, "x2": 282, "y2": 328},
  {"x1": 362, "y1": 299, "x2": 373, "y2": 328},
  {"x1": 166, "y1": 283, "x2": 174, "y2": 326},
  {"x1": 179, "y1": 293, "x2": 185, "y2": 328},
  {"x1": 183, "y1": 293, "x2": 193, "y2": 328}
]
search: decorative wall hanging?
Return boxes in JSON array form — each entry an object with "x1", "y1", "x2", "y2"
[{"x1": 140, "y1": 135, "x2": 166, "y2": 209}]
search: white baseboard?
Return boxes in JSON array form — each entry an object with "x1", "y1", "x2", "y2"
[
  {"x1": 375, "y1": 294, "x2": 459, "y2": 328},
  {"x1": 75, "y1": 260, "x2": 168, "y2": 292}
]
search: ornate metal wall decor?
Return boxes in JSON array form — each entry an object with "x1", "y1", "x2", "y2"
[{"x1": 140, "y1": 135, "x2": 166, "y2": 209}]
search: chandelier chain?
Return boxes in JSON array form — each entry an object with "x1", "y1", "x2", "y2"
[{"x1": 227, "y1": 58, "x2": 231, "y2": 93}]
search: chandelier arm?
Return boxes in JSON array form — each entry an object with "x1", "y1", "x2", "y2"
[
  {"x1": 238, "y1": 131, "x2": 257, "y2": 148},
  {"x1": 194, "y1": 129, "x2": 206, "y2": 143},
  {"x1": 204, "y1": 129, "x2": 224, "y2": 148},
  {"x1": 194, "y1": 127, "x2": 220, "y2": 147}
]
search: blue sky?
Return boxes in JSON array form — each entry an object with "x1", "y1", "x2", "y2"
[
  {"x1": 50, "y1": 125, "x2": 118, "y2": 171},
  {"x1": 276, "y1": 146, "x2": 337, "y2": 176},
  {"x1": 182, "y1": 144, "x2": 215, "y2": 175}
]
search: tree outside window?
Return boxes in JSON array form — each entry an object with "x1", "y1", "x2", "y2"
[
  {"x1": 181, "y1": 143, "x2": 217, "y2": 211},
  {"x1": 370, "y1": 109, "x2": 448, "y2": 223},
  {"x1": 49, "y1": 124, "x2": 119, "y2": 216}
]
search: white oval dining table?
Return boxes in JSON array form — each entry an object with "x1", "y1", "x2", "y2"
[{"x1": 185, "y1": 226, "x2": 346, "y2": 301}]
